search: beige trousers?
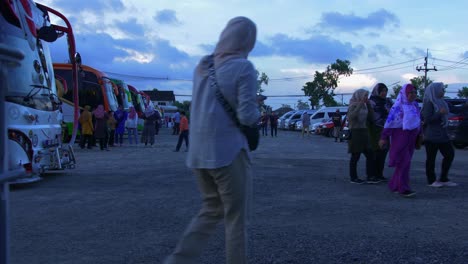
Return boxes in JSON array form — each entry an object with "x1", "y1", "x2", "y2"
[{"x1": 164, "y1": 150, "x2": 251, "y2": 264}]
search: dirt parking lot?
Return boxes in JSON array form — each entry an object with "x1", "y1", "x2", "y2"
[{"x1": 9, "y1": 128, "x2": 468, "y2": 264}]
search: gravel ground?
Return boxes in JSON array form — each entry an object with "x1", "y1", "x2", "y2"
[{"x1": 9, "y1": 128, "x2": 468, "y2": 264}]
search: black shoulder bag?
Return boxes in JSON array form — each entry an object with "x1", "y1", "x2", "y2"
[{"x1": 208, "y1": 62, "x2": 260, "y2": 151}]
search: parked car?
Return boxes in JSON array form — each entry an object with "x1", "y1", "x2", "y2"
[
  {"x1": 319, "y1": 115, "x2": 347, "y2": 137},
  {"x1": 446, "y1": 99, "x2": 468, "y2": 149},
  {"x1": 284, "y1": 110, "x2": 316, "y2": 130},
  {"x1": 309, "y1": 106, "x2": 348, "y2": 128},
  {"x1": 278, "y1": 111, "x2": 296, "y2": 130},
  {"x1": 311, "y1": 118, "x2": 330, "y2": 135}
]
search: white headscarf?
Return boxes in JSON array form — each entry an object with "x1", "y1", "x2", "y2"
[
  {"x1": 384, "y1": 84, "x2": 420, "y2": 130},
  {"x1": 423, "y1": 82, "x2": 449, "y2": 127},
  {"x1": 144, "y1": 105, "x2": 155, "y2": 117},
  {"x1": 213, "y1": 17, "x2": 257, "y2": 68}
]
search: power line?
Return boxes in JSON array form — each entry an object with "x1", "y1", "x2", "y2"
[
  {"x1": 102, "y1": 58, "x2": 426, "y2": 83},
  {"x1": 433, "y1": 57, "x2": 468, "y2": 71},
  {"x1": 433, "y1": 58, "x2": 468, "y2": 66},
  {"x1": 354, "y1": 58, "x2": 422, "y2": 72}
]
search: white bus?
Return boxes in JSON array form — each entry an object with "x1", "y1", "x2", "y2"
[{"x1": 1, "y1": 0, "x2": 78, "y2": 183}]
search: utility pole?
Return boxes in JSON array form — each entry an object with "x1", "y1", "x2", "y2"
[{"x1": 416, "y1": 49, "x2": 437, "y2": 88}]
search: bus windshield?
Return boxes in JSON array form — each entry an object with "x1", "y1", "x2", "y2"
[
  {"x1": 4, "y1": 30, "x2": 58, "y2": 111},
  {"x1": 103, "y1": 80, "x2": 118, "y2": 111},
  {"x1": 55, "y1": 68, "x2": 104, "y2": 110}
]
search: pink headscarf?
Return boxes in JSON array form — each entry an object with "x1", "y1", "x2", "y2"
[
  {"x1": 128, "y1": 106, "x2": 136, "y2": 119},
  {"x1": 384, "y1": 84, "x2": 420, "y2": 130},
  {"x1": 93, "y1": 105, "x2": 105, "y2": 119}
]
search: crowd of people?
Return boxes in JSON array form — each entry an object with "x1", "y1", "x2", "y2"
[
  {"x1": 347, "y1": 82, "x2": 457, "y2": 198},
  {"x1": 77, "y1": 104, "x2": 192, "y2": 151}
]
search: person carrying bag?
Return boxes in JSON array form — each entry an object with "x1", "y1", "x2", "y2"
[{"x1": 164, "y1": 16, "x2": 260, "y2": 264}]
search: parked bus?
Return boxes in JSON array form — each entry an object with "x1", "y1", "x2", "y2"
[
  {"x1": 128, "y1": 84, "x2": 149, "y2": 130},
  {"x1": 128, "y1": 84, "x2": 146, "y2": 115},
  {"x1": 110, "y1": 78, "x2": 132, "y2": 111},
  {"x1": 1, "y1": 0, "x2": 78, "y2": 182},
  {"x1": 53, "y1": 63, "x2": 120, "y2": 140}
]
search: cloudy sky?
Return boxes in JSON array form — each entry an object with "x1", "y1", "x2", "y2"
[{"x1": 40, "y1": 0, "x2": 468, "y2": 109}]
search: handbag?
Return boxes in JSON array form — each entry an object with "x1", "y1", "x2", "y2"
[
  {"x1": 341, "y1": 129, "x2": 351, "y2": 140},
  {"x1": 208, "y1": 59, "x2": 259, "y2": 151}
]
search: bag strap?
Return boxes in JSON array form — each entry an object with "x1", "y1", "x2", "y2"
[{"x1": 208, "y1": 59, "x2": 242, "y2": 127}]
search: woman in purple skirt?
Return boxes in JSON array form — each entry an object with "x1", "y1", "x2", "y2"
[{"x1": 379, "y1": 84, "x2": 421, "y2": 197}]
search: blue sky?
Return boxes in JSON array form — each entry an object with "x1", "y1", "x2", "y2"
[{"x1": 41, "y1": 0, "x2": 468, "y2": 109}]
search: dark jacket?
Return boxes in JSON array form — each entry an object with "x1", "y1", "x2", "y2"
[
  {"x1": 332, "y1": 113, "x2": 342, "y2": 127},
  {"x1": 369, "y1": 95, "x2": 392, "y2": 128},
  {"x1": 422, "y1": 102, "x2": 450, "y2": 143}
]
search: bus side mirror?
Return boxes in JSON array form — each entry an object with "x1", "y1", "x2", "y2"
[{"x1": 37, "y1": 26, "x2": 58, "y2": 42}]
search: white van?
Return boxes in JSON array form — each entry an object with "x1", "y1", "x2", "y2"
[{"x1": 309, "y1": 106, "x2": 348, "y2": 127}]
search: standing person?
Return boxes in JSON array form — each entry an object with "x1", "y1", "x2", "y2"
[
  {"x1": 422, "y1": 82, "x2": 457, "y2": 187},
  {"x1": 78, "y1": 105, "x2": 93, "y2": 149},
  {"x1": 154, "y1": 108, "x2": 161, "y2": 135},
  {"x1": 107, "y1": 111, "x2": 117, "y2": 147},
  {"x1": 141, "y1": 105, "x2": 159, "y2": 146},
  {"x1": 172, "y1": 111, "x2": 181, "y2": 135},
  {"x1": 260, "y1": 112, "x2": 268, "y2": 136},
  {"x1": 379, "y1": 84, "x2": 421, "y2": 197},
  {"x1": 332, "y1": 109, "x2": 343, "y2": 142},
  {"x1": 347, "y1": 89, "x2": 379, "y2": 184},
  {"x1": 126, "y1": 106, "x2": 139, "y2": 145},
  {"x1": 114, "y1": 105, "x2": 127, "y2": 146},
  {"x1": 164, "y1": 16, "x2": 259, "y2": 264},
  {"x1": 301, "y1": 111, "x2": 310, "y2": 137},
  {"x1": 368, "y1": 83, "x2": 393, "y2": 181},
  {"x1": 93, "y1": 105, "x2": 109, "y2": 151},
  {"x1": 269, "y1": 111, "x2": 279, "y2": 137},
  {"x1": 174, "y1": 111, "x2": 189, "y2": 152}
]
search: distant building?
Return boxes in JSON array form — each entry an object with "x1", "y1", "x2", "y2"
[{"x1": 143, "y1": 90, "x2": 175, "y2": 106}]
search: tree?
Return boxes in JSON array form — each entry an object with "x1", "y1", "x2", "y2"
[
  {"x1": 390, "y1": 76, "x2": 434, "y2": 99},
  {"x1": 457, "y1": 87, "x2": 468, "y2": 98},
  {"x1": 391, "y1": 84, "x2": 402, "y2": 99},
  {"x1": 410, "y1": 76, "x2": 432, "y2": 98},
  {"x1": 173, "y1": 100, "x2": 191, "y2": 114},
  {"x1": 296, "y1": 99, "x2": 309, "y2": 110},
  {"x1": 302, "y1": 59, "x2": 353, "y2": 109},
  {"x1": 281, "y1": 104, "x2": 292, "y2": 109},
  {"x1": 256, "y1": 70, "x2": 269, "y2": 94}
]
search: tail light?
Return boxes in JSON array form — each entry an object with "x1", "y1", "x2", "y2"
[
  {"x1": 448, "y1": 116, "x2": 465, "y2": 121},
  {"x1": 448, "y1": 116, "x2": 464, "y2": 126}
]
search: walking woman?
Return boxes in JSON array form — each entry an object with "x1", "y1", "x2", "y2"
[
  {"x1": 347, "y1": 89, "x2": 379, "y2": 184},
  {"x1": 379, "y1": 84, "x2": 421, "y2": 197},
  {"x1": 422, "y1": 82, "x2": 457, "y2": 187}
]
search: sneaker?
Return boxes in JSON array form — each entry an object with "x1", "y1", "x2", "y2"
[
  {"x1": 377, "y1": 176, "x2": 388, "y2": 182},
  {"x1": 441, "y1": 181, "x2": 458, "y2": 187},
  {"x1": 366, "y1": 177, "x2": 382, "y2": 184},
  {"x1": 401, "y1": 190, "x2": 416, "y2": 197},
  {"x1": 428, "y1": 181, "x2": 444, "y2": 188},
  {"x1": 350, "y1": 178, "x2": 365, "y2": 184}
]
